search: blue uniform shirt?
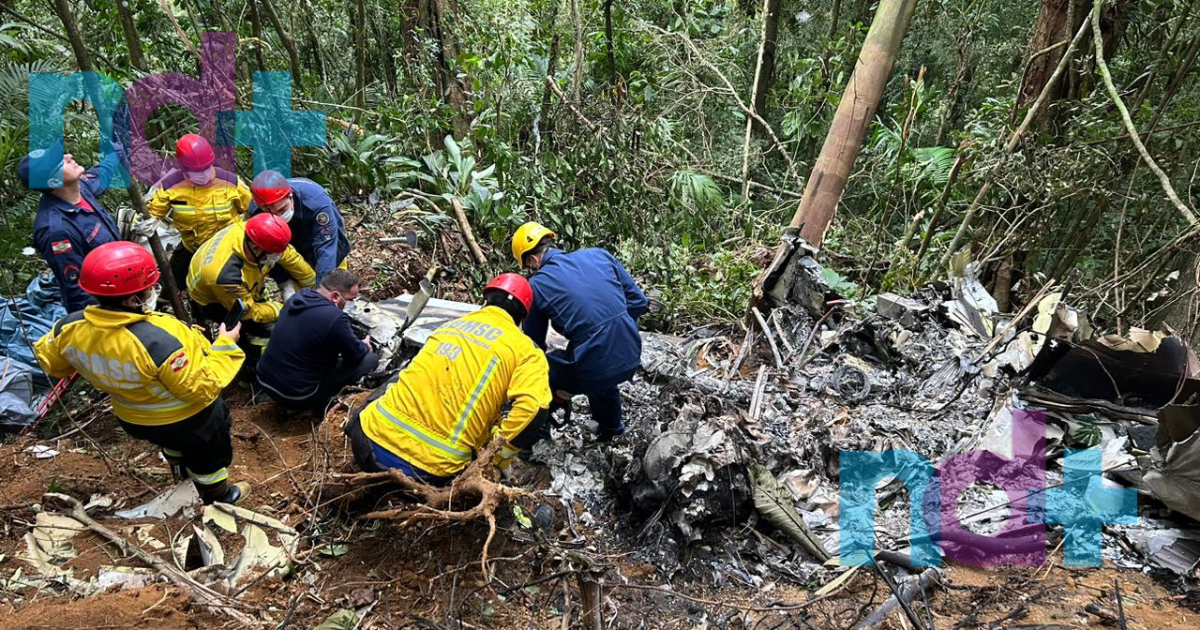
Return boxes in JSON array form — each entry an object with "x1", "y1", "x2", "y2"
[
  {"x1": 31, "y1": 152, "x2": 124, "y2": 312},
  {"x1": 250, "y1": 177, "x2": 349, "y2": 283},
  {"x1": 523, "y1": 248, "x2": 648, "y2": 384}
]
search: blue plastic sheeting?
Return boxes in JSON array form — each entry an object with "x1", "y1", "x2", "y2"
[
  {"x1": 1, "y1": 273, "x2": 67, "y2": 388},
  {"x1": 0, "y1": 358, "x2": 37, "y2": 429}
]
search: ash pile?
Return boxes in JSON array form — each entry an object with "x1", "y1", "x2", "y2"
[{"x1": 347, "y1": 232, "x2": 1200, "y2": 587}]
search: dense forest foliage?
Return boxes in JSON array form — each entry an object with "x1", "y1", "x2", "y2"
[{"x1": 2, "y1": 0, "x2": 1198, "y2": 336}]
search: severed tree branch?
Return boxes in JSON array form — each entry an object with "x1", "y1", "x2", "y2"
[{"x1": 1092, "y1": 0, "x2": 1198, "y2": 227}]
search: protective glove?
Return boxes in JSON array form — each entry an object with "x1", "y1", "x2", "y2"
[
  {"x1": 133, "y1": 217, "x2": 166, "y2": 238},
  {"x1": 279, "y1": 280, "x2": 297, "y2": 302}
]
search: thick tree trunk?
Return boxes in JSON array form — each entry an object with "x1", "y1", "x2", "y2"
[
  {"x1": 1018, "y1": 0, "x2": 1135, "y2": 113},
  {"x1": 786, "y1": 0, "x2": 918, "y2": 248},
  {"x1": 247, "y1": 0, "x2": 269, "y2": 72},
  {"x1": 259, "y1": 0, "x2": 305, "y2": 90},
  {"x1": 115, "y1": 0, "x2": 148, "y2": 72},
  {"x1": 749, "y1": 0, "x2": 781, "y2": 137}
]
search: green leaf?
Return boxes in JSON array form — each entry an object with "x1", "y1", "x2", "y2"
[
  {"x1": 314, "y1": 609, "x2": 359, "y2": 630},
  {"x1": 749, "y1": 464, "x2": 830, "y2": 561}
]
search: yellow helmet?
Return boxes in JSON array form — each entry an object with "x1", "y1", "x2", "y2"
[{"x1": 511, "y1": 221, "x2": 556, "y2": 265}]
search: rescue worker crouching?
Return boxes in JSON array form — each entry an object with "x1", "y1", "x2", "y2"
[
  {"x1": 512, "y1": 222, "x2": 648, "y2": 442},
  {"x1": 256, "y1": 269, "x2": 380, "y2": 414},
  {"x1": 135, "y1": 134, "x2": 253, "y2": 289},
  {"x1": 187, "y1": 213, "x2": 315, "y2": 367},
  {"x1": 249, "y1": 170, "x2": 351, "y2": 299},
  {"x1": 33, "y1": 242, "x2": 249, "y2": 504},
  {"x1": 344, "y1": 274, "x2": 551, "y2": 484}
]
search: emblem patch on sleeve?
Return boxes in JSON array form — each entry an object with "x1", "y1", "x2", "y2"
[
  {"x1": 170, "y1": 352, "x2": 189, "y2": 372},
  {"x1": 51, "y1": 240, "x2": 73, "y2": 255},
  {"x1": 316, "y1": 212, "x2": 330, "y2": 226}
]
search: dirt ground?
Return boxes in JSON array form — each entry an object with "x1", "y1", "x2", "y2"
[{"x1": 1, "y1": 223, "x2": 1197, "y2": 629}]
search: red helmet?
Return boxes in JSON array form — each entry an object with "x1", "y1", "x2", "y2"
[
  {"x1": 251, "y1": 170, "x2": 291, "y2": 206},
  {"x1": 484, "y1": 273, "x2": 534, "y2": 313},
  {"x1": 244, "y1": 213, "x2": 292, "y2": 254},
  {"x1": 175, "y1": 134, "x2": 215, "y2": 170},
  {"x1": 79, "y1": 241, "x2": 161, "y2": 297}
]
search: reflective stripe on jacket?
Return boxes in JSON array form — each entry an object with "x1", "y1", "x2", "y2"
[
  {"x1": 147, "y1": 168, "x2": 252, "y2": 251},
  {"x1": 34, "y1": 307, "x2": 245, "y2": 426},
  {"x1": 186, "y1": 222, "x2": 315, "y2": 323},
  {"x1": 359, "y1": 306, "x2": 551, "y2": 477}
]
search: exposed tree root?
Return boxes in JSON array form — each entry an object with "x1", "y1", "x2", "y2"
[{"x1": 338, "y1": 437, "x2": 529, "y2": 580}]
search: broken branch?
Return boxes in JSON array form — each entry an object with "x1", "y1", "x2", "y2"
[
  {"x1": 42, "y1": 492, "x2": 253, "y2": 623},
  {"x1": 450, "y1": 197, "x2": 489, "y2": 265}
]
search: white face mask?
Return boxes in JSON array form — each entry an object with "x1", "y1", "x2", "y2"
[
  {"x1": 139, "y1": 286, "x2": 161, "y2": 313},
  {"x1": 263, "y1": 253, "x2": 282, "y2": 267},
  {"x1": 279, "y1": 208, "x2": 295, "y2": 222},
  {"x1": 186, "y1": 167, "x2": 214, "y2": 186}
]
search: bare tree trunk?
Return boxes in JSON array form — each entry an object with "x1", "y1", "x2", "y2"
[
  {"x1": 571, "y1": 0, "x2": 584, "y2": 102},
  {"x1": 50, "y1": 0, "x2": 94, "y2": 72},
  {"x1": 116, "y1": 0, "x2": 148, "y2": 72},
  {"x1": 247, "y1": 0, "x2": 269, "y2": 72},
  {"x1": 604, "y1": 0, "x2": 617, "y2": 92},
  {"x1": 370, "y1": 4, "x2": 398, "y2": 97},
  {"x1": 259, "y1": 0, "x2": 305, "y2": 90},
  {"x1": 156, "y1": 0, "x2": 204, "y2": 68},
  {"x1": 750, "y1": 0, "x2": 781, "y2": 137},
  {"x1": 430, "y1": 0, "x2": 472, "y2": 138},
  {"x1": 1018, "y1": 0, "x2": 1089, "y2": 111},
  {"x1": 355, "y1": 0, "x2": 368, "y2": 120},
  {"x1": 301, "y1": 0, "x2": 330, "y2": 84},
  {"x1": 785, "y1": 0, "x2": 918, "y2": 248}
]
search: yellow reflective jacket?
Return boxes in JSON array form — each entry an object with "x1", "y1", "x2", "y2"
[
  {"x1": 360, "y1": 306, "x2": 551, "y2": 477},
  {"x1": 186, "y1": 222, "x2": 315, "y2": 323},
  {"x1": 147, "y1": 168, "x2": 252, "y2": 251},
  {"x1": 34, "y1": 306, "x2": 245, "y2": 426}
]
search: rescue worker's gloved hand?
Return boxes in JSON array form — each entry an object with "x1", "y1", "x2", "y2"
[
  {"x1": 133, "y1": 217, "x2": 166, "y2": 238},
  {"x1": 279, "y1": 280, "x2": 297, "y2": 302},
  {"x1": 219, "y1": 321, "x2": 242, "y2": 343}
]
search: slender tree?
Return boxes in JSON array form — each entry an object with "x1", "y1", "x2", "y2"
[
  {"x1": 786, "y1": 0, "x2": 918, "y2": 248},
  {"x1": 115, "y1": 0, "x2": 148, "y2": 72},
  {"x1": 260, "y1": 0, "x2": 306, "y2": 90}
]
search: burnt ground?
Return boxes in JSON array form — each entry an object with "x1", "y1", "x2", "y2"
[{"x1": 0, "y1": 222, "x2": 1197, "y2": 629}]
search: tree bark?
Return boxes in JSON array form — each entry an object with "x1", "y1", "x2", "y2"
[
  {"x1": 115, "y1": 0, "x2": 148, "y2": 72},
  {"x1": 247, "y1": 0, "x2": 269, "y2": 73},
  {"x1": 750, "y1": 0, "x2": 781, "y2": 137},
  {"x1": 355, "y1": 0, "x2": 368, "y2": 120},
  {"x1": 430, "y1": 0, "x2": 472, "y2": 138},
  {"x1": 301, "y1": 0, "x2": 330, "y2": 84},
  {"x1": 571, "y1": 0, "x2": 584, "y2": 102},
  {"x1": 156, "y1": 0, "x2": 204, "y2": 68},
  {"x1": 50, "y1": 0, "x2": 94, "y2": 72},
  {"x1": 259, "y1": 0, "x2": 305, "y2": 90},
  {"x1": 604, "y1": 0, "x2": 617, "y2": 91},
  {"x1": 785, "y1": 0, "x2": 918, "y2": 248},
  {"x1": 369, "y1": 3, "x2": 398, "y2": 97}
]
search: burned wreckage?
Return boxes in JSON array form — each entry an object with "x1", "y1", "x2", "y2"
[{"x1": 343, "y1": 231, "x2": 1200, "y2": 587}]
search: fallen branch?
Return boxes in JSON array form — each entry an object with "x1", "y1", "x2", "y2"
[
  {"x1": 545, "y1": 76, "x2": 598, "y2": 132},
  {"x1": 344, "y1": 437, "x2": 526, "y2": 580},
  {"x1": 42, "y1": 492, "x2": 253, "y2": 623},
  {"x1": 1092, "y1": 0, "x2": 1198, "y2": 226},
  {"x1": 851, "y1": 567, "x2": 942, "y2": 629},
  {"x1": 450, "y1": 197, "x2": 488, "y2": 265},
  {"x1": 751, "y1": 307, "x2": 784, "y2": 369}
]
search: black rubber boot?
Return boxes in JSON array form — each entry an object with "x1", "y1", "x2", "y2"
[
  {"x1": 196, "y1": 480, "x2": 250, "y2": 505},
  {"x1": 163, "y1": 450, "x2": 189, "y2": 482}
]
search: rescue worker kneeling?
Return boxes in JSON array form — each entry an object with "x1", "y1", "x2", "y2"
[
  {"x1": 344, "y1": 274, "x2": 551, "y2": 484},
  {"x1": 34, "y1": 242, "x2": 249, "y2": 504},
  {"x1": 187, "y1": 213, "x2": 315, "y2": 366}
]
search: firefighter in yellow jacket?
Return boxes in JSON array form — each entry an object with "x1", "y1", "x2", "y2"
[
  {"x1": 134, "y1": 135, "x2": 253, "y2": 288},
  {"x1": 345, "y1": 274, "x2": 551, "y2": 483},
  {"x1": 34, "y1": 241, "x2": 249, "y2": 504},
  {"x1": 187, "y1": 213, "x2": 315, "y2": 364}
]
